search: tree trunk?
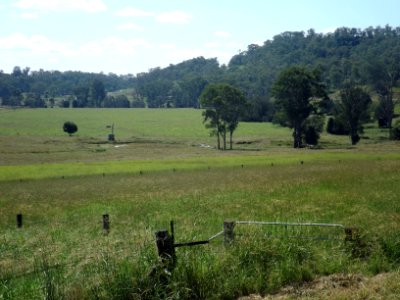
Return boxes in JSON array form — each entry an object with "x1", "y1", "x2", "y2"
[
  {"x1": 223, "y1": 130, "x2": 226, "y2": 150},
  {"x1": 293, "y1": 125, "x2": 302, "y2": 148},
  {"x1": 229, "y1": 130, "x2": 233, "y2": 150},
  {"x1": 386, "y1": 95, "x2": 394, "y2": 129},
  {"x1": 217, "y1": 131, "x2": 220, "y2": 150}
]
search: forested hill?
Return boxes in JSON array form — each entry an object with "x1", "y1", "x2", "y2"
[
  {"x1": 132, "y1": 26, "x2": 400, "y2": 119},
  {"x1": 1, "y1": 26, "x2": 399, "y2": 113},
  {"x1": 222, "y1": 26, "x2": 400, "y2": 119}
]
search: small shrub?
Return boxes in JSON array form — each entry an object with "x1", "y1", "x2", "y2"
[
  {"x1": 61, "y1": 100, "x2": 70, "y2": 108},
  {"x1": 303, "y1": 114, "x2": 324, "y2": 145},
  {"x1": 63, "y1": 121, "x2": 78, "y2": 136},
  {"x1": 304, "y1": 126, "x2": 319, "y2": 145},
  {"x1": 380, "y1": 233, "x2": 400, "y2": 264},
  {"x1": 344, "y1": 230, "x2": 373, "y2": 259},
  {"x1": 390, "y1": 122, "x2": 400, "y2": 140},
  {"x1": 326, "y1": 117, "x2": 349, "y2": 135}
]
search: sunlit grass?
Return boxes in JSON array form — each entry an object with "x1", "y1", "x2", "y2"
[
  {"x1": 0, "y1": 108, "x2": 289, "y2": 140},
  {"x1": 1, "y1": 158, "x2": 400, "y2": 298}
]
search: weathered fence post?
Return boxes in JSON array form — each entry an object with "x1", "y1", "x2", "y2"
[
  {"x1": 17, "y1": 214, "x2": 23, "y2": 228},
  {"x1": 155, "y1": 229, "x2": 176, "y2": 270},
  {"x1": 224, "y1": 220, "x2": 235, "y2": 244},
  {"x1": 344, "y1": 227, "x2": 354, "y2": 242},
  {"x1": 103, "y1": 214, "x2": 110, "y2": 234}
]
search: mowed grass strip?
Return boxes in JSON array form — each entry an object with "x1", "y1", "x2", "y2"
[{"x1": 1, "y1": 150, "x2": 400, "y2": 181}]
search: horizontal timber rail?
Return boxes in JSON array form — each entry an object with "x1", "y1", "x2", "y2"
[
  {"x1": 173, "y1": 230, "x2": 224, "y2": 247},
  {"x1": 235, "y1": 221, "x2": 345, "y2": 229}
]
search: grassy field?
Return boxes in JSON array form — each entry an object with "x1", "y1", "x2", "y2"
[{"x1": 1, "y1": 108, "x2": 399, "y2": 299}]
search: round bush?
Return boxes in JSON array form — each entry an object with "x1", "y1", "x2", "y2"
[{"x1": 63, "y1": 121, "x2": 78, "y2": 136}]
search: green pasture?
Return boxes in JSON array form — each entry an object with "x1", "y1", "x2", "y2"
[
  {"x1": 1, "y1": 108, "x2": 400, "y2": 299},
  {"x1": 0, "y1": 108, "x2": 290, "y2": 140}
]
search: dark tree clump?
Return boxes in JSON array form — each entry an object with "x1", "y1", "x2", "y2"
[
  {"x1": 326, "y1": 117, "x2": 349, "y2": 135},
  {"x1": 63, "y1": 121, "x2": 78, "y2": 136},
  {"x1": 390, "y1": 122, "x2": 400, "y2": 140}
]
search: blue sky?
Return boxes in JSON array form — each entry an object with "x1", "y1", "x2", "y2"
[{"x1": 1, "y1": 0, "x2": 399, "y2": 75}]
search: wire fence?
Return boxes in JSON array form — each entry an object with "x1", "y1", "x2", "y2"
[{"x1": 1, "y1": 215, "x2": 356, "y2": 288}]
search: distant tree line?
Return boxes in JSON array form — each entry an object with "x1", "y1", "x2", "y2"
[{"x1": 0, "y1": 68, "x2": 134, "y2": 108}]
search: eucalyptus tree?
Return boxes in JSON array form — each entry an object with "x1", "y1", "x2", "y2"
[
  {"x1": 367, "y1": 46, "x2": 400, "y2": 129},
  {"x1": 272, "y1": 66, "x2": 326, "y2": 148},
  {"x1": 199, "y1": 83, "x2": 247, "y2": 150},
  {"x1": 338, "y1": 84, "x2": 371, "y2": 145}
]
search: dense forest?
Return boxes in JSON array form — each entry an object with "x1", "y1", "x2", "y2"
[{"x1": 1, "y1": 26, "x2": 399, "y2": 119}]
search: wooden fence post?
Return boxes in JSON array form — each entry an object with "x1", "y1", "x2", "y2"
[
  {"x1": 103, "y1": 214, "x2": 110, "y2": 234},
  {"x1": 17, "y1": 214, "x2": 23, "y2": 228},
  {"x1": 155, "y1": 229, "x2": 176, "y2": 270},
  {"x1": 344, "y1": 227, "x2": 354, "y2": 242},
  {"x1": 224, "y1": 220, "x2": 235, "y2": 244}
]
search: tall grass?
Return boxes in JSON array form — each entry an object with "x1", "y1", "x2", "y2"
[{"x1": 1, "y1": 157, "x2": 400, "y2": 298}]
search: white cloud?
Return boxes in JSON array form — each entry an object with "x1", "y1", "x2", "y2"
[
  {"x1": 80, "y1": 37, "x2": 153, "y2": 56},
  {"x1": 0, "y1": 33, "x2": 153, "y2": 62},
  {"x1": 115, "y1": 7, "x2": 154, "y2": 17},
  {"x1": 103, "y1": 37, "x2": 152, "y2": 54},
  {"x1": 214, "y1": 31, "x2": 231, "y2": 38},
  {"x1": 0, "y1": 33, "x2": 75, "y2": 56},
  {"x1": 13, "y1": 0, "x2": 107, "y2": 13},
  {"x1": 0, "y1": 33, "x2": 155, "y2": 73},
  {"x1": 116, "y1": 22, "x2": 143, "y2": 31},
  {"x1": 20, "y1": 12, "x2": 38, "y2": 19},
  {"x1": 156, "y1": 11, "x2": 191, "y2": 24},
  {"x1": 115, "y1": 7, "x2": 191, "y2": 25}
]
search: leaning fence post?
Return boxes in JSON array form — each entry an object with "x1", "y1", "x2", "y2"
[
  {"x1": 17, "y1": 214, "x2": 23, "y2": 228},
  {"x1": 103, "y1": 214, "x2": 110, "y2": 234},
  {"x1": 224, "y1": 220, "x2": 235, "y2": 244},
  {"x1": 155, "y1": 229, "x2": 176, "y2": 270}
]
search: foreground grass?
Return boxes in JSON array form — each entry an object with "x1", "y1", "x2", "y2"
[{"x1": 1, "y1": 154, "x2": 400, "y2": 299}]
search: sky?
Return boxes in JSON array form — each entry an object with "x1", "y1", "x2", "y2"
[{"x1": 1, "y1": 0, "x2": 400, "y2": 75}]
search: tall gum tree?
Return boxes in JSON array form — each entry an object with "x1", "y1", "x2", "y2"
[
  {"x1": 338, "y1": 84, "x2": 372, "y2": 145},
  {"x1": 200, "y1": 83, "x2": 247, "y2": 150},
  {"x1": 272, "y1": 66, "x2": 326, "y2": 148}
]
